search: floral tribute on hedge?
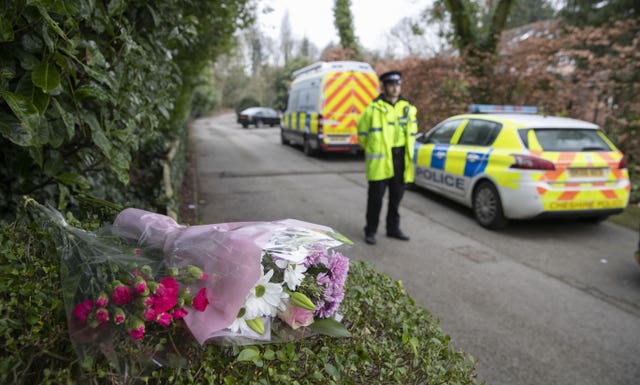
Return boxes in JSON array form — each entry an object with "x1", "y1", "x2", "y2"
[{"x1": 30, "y1": 202, "x2": 351, "y2": 378}]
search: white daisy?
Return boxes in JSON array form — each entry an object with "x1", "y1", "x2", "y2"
[
  {"x1": 227, "y1": 312, "x2": 252, "y2": 334},
  {"x1": 244, "y1": 269, "x2": 289, "y2": 319},
  {"x1": 283, "y1": 263, "x2": 307, "y2": 291}
]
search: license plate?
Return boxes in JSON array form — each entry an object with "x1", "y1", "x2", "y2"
[
  {"x1": 568, "y1": 168, "x2": 605, "y2": 178},
  {"x1": 326, "y1": 135, "x2": 350, "y2": 144}
]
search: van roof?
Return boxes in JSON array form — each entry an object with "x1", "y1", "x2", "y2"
[{"x1": 292, "y1": 61, "x2": 375, "y2": 78}]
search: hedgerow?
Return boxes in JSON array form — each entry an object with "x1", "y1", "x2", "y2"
[
  {"x1": 0, "y1": 0, "x2": 253, "y2": 220},
  {"x1": 0, "y1": 212, "x2": 478, "y2": 385}
]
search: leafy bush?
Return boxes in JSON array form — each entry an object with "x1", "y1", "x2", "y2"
[
  {"x1": 0, "y1": 1, "x2": 252, "y2": 220},
  {"x1": 0, "y1": 214, "x2": 478, "y2": 385},
  {"x1": 235, "y1": 96, "x2": 261, "y2": 115}
]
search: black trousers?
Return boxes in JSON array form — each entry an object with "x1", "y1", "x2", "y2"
[{"x1": 365, "y1": 147, "x2": 406, "y2": 236}]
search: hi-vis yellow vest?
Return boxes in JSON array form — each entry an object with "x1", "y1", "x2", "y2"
[{"x1": 357, "y1": 97, "x2": 418, "y2": 182}]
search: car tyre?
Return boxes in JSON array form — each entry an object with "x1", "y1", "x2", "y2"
[
  {"x1": 280, "y1": 130, "x2": 289, "y2": 145},
  {"x1": 473, "y1": 181, "x2": 508, "y2": 229},
  {"x1": 303, "y1": 137, "x2": 315, "y2": 157},
  {"x1": 241, "y1": 123, "x2": 248, "y2": 128}
]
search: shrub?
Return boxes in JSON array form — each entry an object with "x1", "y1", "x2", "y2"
[
  {"x1": 235, "y1": 96, "x2": 261, "y2": 116},
  {"x1": 0, "y1": 214, "x2": 478, "y2": 385}
]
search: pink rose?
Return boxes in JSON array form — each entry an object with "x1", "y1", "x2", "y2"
[
  {"x1": 111, "y1": 284, "x2": 134, "y2": 305},
  {"x1": 156, "y1": 312, "x2": 172, "y2": 326},
  {"x1": 278, "y1": 302, "x2": 314, "y2": 330},
  {"x1": 95, "y1": 308, "x2": 109, "y2": 324},
  {"x1": 72, "y1": 300, "x2": 94, "y2": 324},
  {"x1": 192, "y1": 288, "x2": 209, "y2": 311}
]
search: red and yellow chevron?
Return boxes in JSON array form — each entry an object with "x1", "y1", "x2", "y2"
[{"x1": 322, "y1": 71, "x2": 378, "y2": 142}]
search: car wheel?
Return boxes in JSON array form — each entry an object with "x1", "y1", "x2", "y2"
[
  {"x1": 256, "y1": 119, "x2": 263, "y2": 128},
  {"x1": 241, "y1": 123, "x2": 248, "y2": 128},
  {"x1": 303, "y1": 137, "x2": 315, "y2": 156},
  {"x1": 281, "y1": 130, "x2": 289, "y2": 145},
  {"x1": 472, "y1": 181, "x2": 508, "y2": 229}
]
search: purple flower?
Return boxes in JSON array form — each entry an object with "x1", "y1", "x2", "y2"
[
  {"x1": 328, "y1": 251, "x2": 349, "y2": 285},
  {"x1": 313, "y1": 250, "x2": 349, "y2": 319}
]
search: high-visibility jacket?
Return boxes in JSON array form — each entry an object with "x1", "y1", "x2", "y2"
[{"x1": 357, "y1": 96, "x2": 418, "y2": 182}]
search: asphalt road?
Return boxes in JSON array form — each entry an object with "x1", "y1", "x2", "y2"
[{"x1": 191, "y1": 112, "x2": 640, "y2": 385}]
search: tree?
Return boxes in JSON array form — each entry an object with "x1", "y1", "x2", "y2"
[
  {"x1": 505, "y1": 0, "x2": 556, "y2": 28},
  {"x1": 560, "y1": 0, "x2": 640, "y2": 27},
  {"x1": 333, "y1": 0, "x2": 361, "y2": 59},
  {"x1": 434, "y1": 0, "x2": 515, "y2": 102},
  {"x1": 280, "y1": 11, "x2": 294, "y2": 64}
]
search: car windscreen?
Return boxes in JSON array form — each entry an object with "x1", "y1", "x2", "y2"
[{"x1": 518, "y1": 128, "x2": 613, "y2": 151}]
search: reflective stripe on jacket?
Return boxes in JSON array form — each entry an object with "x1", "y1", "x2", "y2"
[{"x1": 357, "y1": 96, "x2": 418, "y2": 182}]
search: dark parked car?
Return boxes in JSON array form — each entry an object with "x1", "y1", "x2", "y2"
[{"x1": 237, "y1": 107, "x2": 280, "y2": 128}]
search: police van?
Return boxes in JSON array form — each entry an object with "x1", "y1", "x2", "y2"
[
  {"x1": 413, "y1": 105, "x2": 630, "y2": 229},
  {"x1": 281, "y1": 61, "x2": 379, "y2": 156}
]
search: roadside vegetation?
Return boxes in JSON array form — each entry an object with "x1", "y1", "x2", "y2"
[{"x1": 1, "y1": 0, "x2": 638, "y2": 383}]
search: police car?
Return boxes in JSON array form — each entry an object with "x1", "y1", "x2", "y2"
[{"x1": 413, "y1": 105, "x2": 630, "y2": 229}]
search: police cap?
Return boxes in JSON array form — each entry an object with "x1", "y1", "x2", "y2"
[{"x1": 379, "y1": 70, "x2": 402, "y2": 84}]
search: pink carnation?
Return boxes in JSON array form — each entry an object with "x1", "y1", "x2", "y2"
[
  {"x1": 72, "y1": 300, "x2": 94, "y2": 324},
  {"x1": 114, "y1": 308, "x2": 126, "y2": 325},
  {"x1": 95, "y1": 308, "x2": 109, "y2": 324},
  {"x1": 192, "y1": 288, "x2": 209, "y2": 311},
  {"x1": 130, "y1": 324, "x2": 145, "y2": 340},
  {"x1": 111, "y1": 284, "x2": 134, "y2": 305},
  {"x1": 134, "y1": 280, "x2": 147, "y2": 294},
  {"x1": 172, "y1": 307, "x2": 188, "y2": 320},
  {"x1": 142, "y1": 308, "x2": 157, "y2": 322},
  {"x1": 95, "y1": 294, "x2": 108, "y2": 308},
  {"x1": 156, "y1": 312, "x2": 173, "y2": 326},
  {"x1": 152, "y1": 277, "x2": 179, "y2": 313}
]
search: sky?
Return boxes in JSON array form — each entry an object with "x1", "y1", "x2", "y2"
[{"x1": 257, "y1": 0, "x2": 435, "y2": 53}]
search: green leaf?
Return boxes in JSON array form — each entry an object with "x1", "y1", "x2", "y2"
[
  {"x1": 236, "y1": 346, "x2": 260, "y2": 362},
  {"x1": 31, "y1": 86, "x2": 50, "y2": 115},
  {"x1": 76, "y1": 83, "x2": 110, "y2": 101},
  {"x1": 324, "y1": 363, "x2": 340, "y2": 379},
  {"x1": 82, "y1": 111, "x2": 112, "y2": 158},
  {"x1": 36, "y1": 5, "x2": 71, "y2": 44},
  {"x1": 54, "y1": 173, "x2": 89, "y2": 189},
  {"x1": 32, "y1": 61, "x2": 61, "y2": 92},
  {"x1": 51, "y1": 99, "x2": 76, "y2": 140},
  {"x1": 28, "y1": 145, "x2": 43, "y2": 167},
  {"x1": 0, "y1": 112, "x2": 33, "y2": 146},
  {"x1": 0, "y1": 19, "x2": 14, "y2": 42},
  {"x1": 107, "y1": 0, "x2": 126, "y2": 16},
  {"x1": 0, "y1": 91, "x2": 41, "y2": 144},
  {"x1": 308, "y1": 318, "x2": 351, "y2": 337}
]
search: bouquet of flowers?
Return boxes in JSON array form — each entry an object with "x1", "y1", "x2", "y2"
[{"x1": 30, "y1": 201, "x2": 351, "y2": 380}]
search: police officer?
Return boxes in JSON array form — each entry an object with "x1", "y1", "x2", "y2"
[{"x1": 358, "y1": 70, "x2": 418, "y2": 245}]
